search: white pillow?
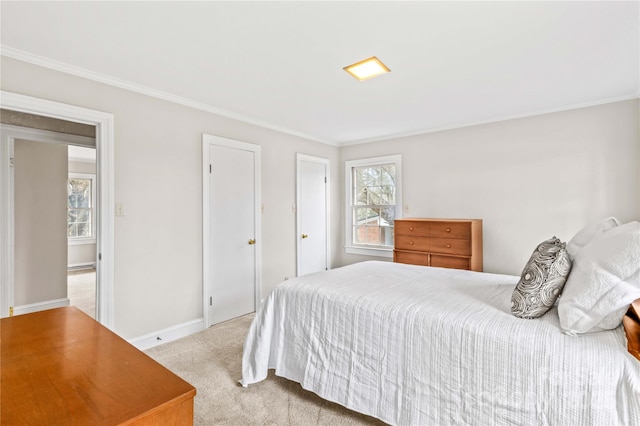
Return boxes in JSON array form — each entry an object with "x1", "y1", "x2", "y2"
[
  {"x1": 558, "y1": 221, "x2": 640, "y2": 335},
  {"x1": 566, "y1": 217, "x2": 620, "y2": 259}
]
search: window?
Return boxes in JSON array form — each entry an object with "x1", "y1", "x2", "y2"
[
  {"x1": 345, "y1": 155, "x2": 402, "y2": 257},
  {"x1": 67, "y1": 173, "x2": 96, "y2": 244}
]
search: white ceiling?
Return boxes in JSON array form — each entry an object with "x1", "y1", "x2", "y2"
[{"x1": 1, "y1": 1, "x2": 638, "y2": 146}]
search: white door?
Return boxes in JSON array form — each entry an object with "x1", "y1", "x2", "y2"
[
  {"x1": 297, "y1": 154, "x2": 329, "y2": 276},
  {"x1": 204, "y1": 135, "x2": 261, "y2": 327}
]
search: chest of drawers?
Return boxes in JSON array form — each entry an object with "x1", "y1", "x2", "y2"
[{"x1": 393, "y1": 218, "x2": 483, "y2": 271}]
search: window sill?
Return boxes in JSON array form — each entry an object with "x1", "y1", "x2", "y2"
[
  {"x1": 344, "y1": 245, "x2": 393, "y2": 258},
  {"x1": 68, "y1": 238, "x2": 96, "y2": 246}
]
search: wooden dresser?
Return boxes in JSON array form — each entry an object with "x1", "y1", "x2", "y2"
[
  {"x1": 1, "y1": 307, "x2": 196, "y2": 425},
  {"x1": 393, "y1": 218, "x2": 483, "y2": 271}
]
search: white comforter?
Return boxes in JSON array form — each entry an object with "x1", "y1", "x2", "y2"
[{"x1": 241, "y1": 261, "x2": 640, "y2": 425}]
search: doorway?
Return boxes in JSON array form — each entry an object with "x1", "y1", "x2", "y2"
[
  {"x1": 202, "y1": 134, "x2": 262, "y2": 327},
  {"x1": 0, "y1": 91, "x2": 115, "y2": 327},
  {"x1": 3, "y1": 126, "x2": 97, "y2": 318},
  {"x1": 296, "y1": 154, "x2": 330, "y2": 276}
]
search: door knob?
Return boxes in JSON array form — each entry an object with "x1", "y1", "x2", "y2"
[
  {"x1": 248, "y1": 239, "x2": 256, "y2": 245},
  {"x1": 301, "y1": 234, "x2": 308, "y2": 239}
]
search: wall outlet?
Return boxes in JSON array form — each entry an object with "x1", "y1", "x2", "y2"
[
  {"x1": 116, "y1": 202, "x2": 125, "y2": 216},
  {"x1": 404, "y1": 204, "x2": 410, "y2": 212}
]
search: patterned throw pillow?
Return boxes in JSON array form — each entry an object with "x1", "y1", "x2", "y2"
[{"x1": 511, "y1": 237, "x2": 572, "y2": 319}]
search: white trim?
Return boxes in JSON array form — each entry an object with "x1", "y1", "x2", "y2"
[
  {"x1": 128, "y1": 318, "x2": 205, "y2": 351},
  {"x1": 202, "y1": 134, "x2": 262, "y2": 329},
  {"x1": 67, "y1": 262, "x2": 96, "y2": 271},
  {"x1": 344, "y1": 154, "x2": 402, "y2": 257},
  {"x1": 1, "y1": 46, "x2": 330, "y2": 146},
  {"x1": 344, "y1": 246, "x2": 394, "y2": 258},
  {"x1": 296, "y1": 153, "x2": 331, "y2": 275},
  {"x1": 68, "y1": 172, "x2": 97, "y2": 245},
  {"x1": 0, "y1": 91, "x2": 115, "y2": 329},
  {"x1": 12, "y1": 298, "x2": 70, "y2": 316},
  {"x1": 0, "y1": 124, "x2": 95, "y2": 147}
]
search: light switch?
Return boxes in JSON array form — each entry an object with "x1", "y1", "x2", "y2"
[{"x1": 116, "y1": 203, "x2": 125, "y2": 216}]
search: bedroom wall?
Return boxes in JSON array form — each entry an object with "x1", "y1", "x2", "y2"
[
  {"x1": 14, "y1": 139, "x2": 68, "y2": 306},
  {"x1": 1, "y1": 56, "x2": 341, "y2": 339},
  {"x1": 339, "y1": 99, "x2": 640, "y2": 275}
]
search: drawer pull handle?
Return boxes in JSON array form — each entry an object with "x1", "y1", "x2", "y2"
[
  {"x1": 409, "y1": 227, "x2": 414, "y2": 231},
  {"x1": 409, "y1": 241, "x2": 414, "y2": 245},
  {"x1": 446, "y1": 228, "x2": 451, "y2": 232},
  {"x1": 446, "y1": 244, "x2": 452, "y2": 248}
]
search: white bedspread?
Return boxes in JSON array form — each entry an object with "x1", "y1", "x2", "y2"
[{"x1": 241, "y1": 261, "x2": 640, "y2": 425}]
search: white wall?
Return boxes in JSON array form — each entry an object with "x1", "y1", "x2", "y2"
[
  {"x1": 14, "y1": 139, "x2": 68, "y2": 305},
  {"x1": 339, "y1": 99, "x2": 640, "y2": 275},
  {"x1": 3, "y1": 54, "x2": 638, "y2": 339},
  {"x1": 1, "y1": 56, "x2": 340, "y2": 339}
]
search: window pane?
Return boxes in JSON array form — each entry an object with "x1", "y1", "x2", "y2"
[
  {"x1": 68, "y1": 178, "x2": 91, "y2": 208},
  {"x1": 77, "y1": 223, "x2": 91, "y2": 237},
  {"x1": 68, "y1": 223, "x2": 77, "y2": 238},
  {"x1": 353, "y1": 225, "x2": 367, "y2": 244},
  {"x1": 380, "y1": 226, "x2": 394, "y2": 246},
  {"x1": 76, "y1": 209, "x2": 90, "y2": 222},
  {"x1": 354, "y1": 186, "x2": 368, "y2": 205},
  {"x1": 381, "y1": 165, "x2": 395, "y2": 185},
  {"x1": 380, "y1": 207, "x2": 395, "y2": 226},
  {"x1": 380, "y1": 185, "x2": 395, "y2": 204},
  {"x1": 365, "y1": 226, "x2": 381, "y2": 245}
]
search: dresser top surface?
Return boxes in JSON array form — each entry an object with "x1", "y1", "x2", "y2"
[
  {"x1": 1, "y1": 306, "x2": 196, "y2": 425},
  {"x1": 395, "y1": 218, "x2": 482, "y2": 223}
]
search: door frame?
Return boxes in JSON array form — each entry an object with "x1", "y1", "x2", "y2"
[
  {"x1": 296, "y1": 153, "x2": 330, "y2": 276},
  {"x1": 0, "y1": 91, "x2": 115, "y2": 328},
  {"x1": 202, "y1": 134, "x2": 262, "y2": 328}
]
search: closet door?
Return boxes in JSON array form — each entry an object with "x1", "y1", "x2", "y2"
[{"x1": 204, "y1": 135, "x2": 260, "y2": 326}]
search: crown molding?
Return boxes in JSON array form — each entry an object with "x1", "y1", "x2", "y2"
[
  {"x1": 338, "y1": 93, "x2": 640, "y2": 147},
  {"x1": 0, "y1": 46, "x2": 333, "y2": 146}
]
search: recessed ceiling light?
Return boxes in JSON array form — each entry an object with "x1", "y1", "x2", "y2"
[{"x1": 343, "y1": 56, "x2": 390, "y2": 81}]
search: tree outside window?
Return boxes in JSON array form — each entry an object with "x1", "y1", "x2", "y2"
[
  {"x1": 67, "y1": 174, "x2": 95, "y2": 240},
  {"x1": 345, "y1": 155, "x2": 402, "y2": 257}
]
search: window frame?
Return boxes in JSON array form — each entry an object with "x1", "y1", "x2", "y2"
[
  {"x1": 67, "y1": 172, "x2": 96, "y2": 245},
  {"x1": 344, "y1": 154, "x2": 402, "y2": 257}
]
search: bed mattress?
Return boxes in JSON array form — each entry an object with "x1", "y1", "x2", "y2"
[{"x1": 241, "y1": 261, "x2": 640, "y2": 425}]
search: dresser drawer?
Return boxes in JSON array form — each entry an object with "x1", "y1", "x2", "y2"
[
  {"x1": 394, "y1": 250, "x2": 430, "y2": 266},
  {"x1": 429, "y1": 222, "x2": 471, "y2": 239},
  {"x1": 429, "y1": 237, "x2": 471, "y2": 256},
  {"x1": 395, "y1": 235, "x2": 429, "y2": 251},
  {"x1": 395, "y1": 221, "x2": 429, "y2": 236},
  {"x1": 431, "y1": 255, "x2": 470, "y2": 270}
]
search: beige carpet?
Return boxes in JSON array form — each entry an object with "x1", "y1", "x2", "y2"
[
  {"x1": 67, "y1": 269, "x2": 96, "y2": 319},
  {"x1": 145, "y1": 314, "x2": 385, "y2": 425}
]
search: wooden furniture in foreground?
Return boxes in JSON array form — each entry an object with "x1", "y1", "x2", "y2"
[
  {"x1": 394, "y1": 218, "x2": 483, "y2": 271},
  {"x1": 1, "y1": 307, "x2": 196, "y2": 426},
  {"x1": 623, "y1": 299, "x2": 640, "y2": 361}
]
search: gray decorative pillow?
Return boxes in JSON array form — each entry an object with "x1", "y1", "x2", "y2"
[{"x1": 511, "y1": 237, "x2": 572, "y2": 319}]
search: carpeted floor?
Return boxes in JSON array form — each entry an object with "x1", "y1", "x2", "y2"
[
  {"x1": 67, "y1": 269, "x2": 96, "y2": 319},
  {"x1": 145, "y1": 314, "x2": 385, "y2": 425}
]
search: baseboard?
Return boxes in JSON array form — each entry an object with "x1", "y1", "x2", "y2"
[
  {"x1": 13, "y1": 298, "x2": 70, "y2": 316},
  {"x1": 129, "y1": 318, "x2": 205, "y2": 351}
]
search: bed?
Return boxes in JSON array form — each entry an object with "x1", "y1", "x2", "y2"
[{"x1": 241, "y1": 260, "x2": 640, "y2": 425}]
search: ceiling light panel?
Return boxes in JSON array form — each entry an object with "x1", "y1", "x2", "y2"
[{"x1": 343, "y1": 56, "x2": 390, "y2": 81}]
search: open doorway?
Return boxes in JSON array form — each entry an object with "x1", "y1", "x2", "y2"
[
  {"x1": 67, "y1": 146, "x2": 97, "y2": 318},
  {"x1": 0, "y1": 92, "x2": 114, "y2": 327},
  {"x1": 3, "y1": 120, "x2": 97, "y2": 318}
]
